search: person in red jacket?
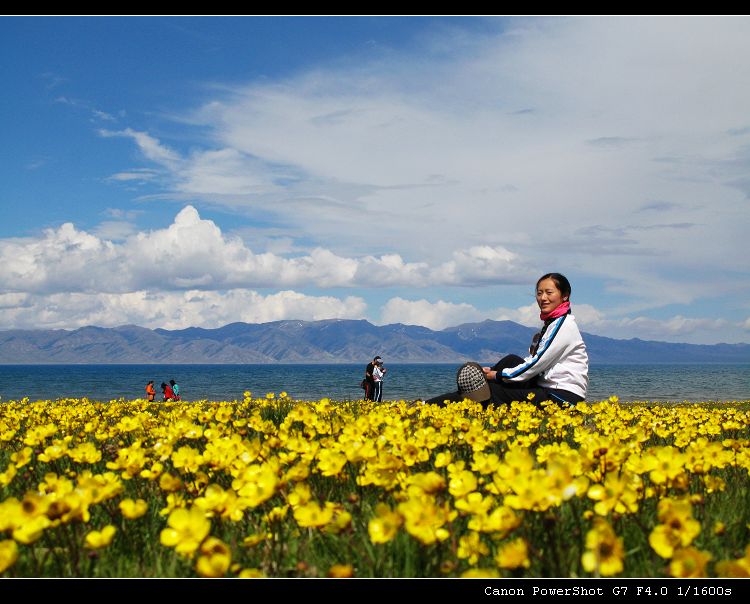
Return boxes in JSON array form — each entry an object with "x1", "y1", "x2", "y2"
[{"x1": 161, "y1": 382, "x2": 175, "y2": 401}]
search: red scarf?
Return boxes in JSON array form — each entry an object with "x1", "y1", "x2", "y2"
[{"x1": 540, "y1": 300, "x2": 570, "y2": 322}]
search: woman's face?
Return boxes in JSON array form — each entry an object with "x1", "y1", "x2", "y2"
[{"x1": 536, "y1": 278, "x2": 566, "y2": 313}]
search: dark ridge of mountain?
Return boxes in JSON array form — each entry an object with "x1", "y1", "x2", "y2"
[{"x1": 1, "y1": 319, "x2": 748, "y2": 364}]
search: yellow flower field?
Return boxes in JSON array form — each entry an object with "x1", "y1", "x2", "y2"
[{"x1": 1, "y1": 393, "x2": 750, "y2": 577}]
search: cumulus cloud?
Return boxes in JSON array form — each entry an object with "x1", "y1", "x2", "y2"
[
  {"x1": 380, "y1": 298, "x2": 542, "y2": 331},
  {"x1": 380, "y1": 298, "x2": 486, "y2": 330},
  {"x1": 0, "y1": 290, "x2": 367, "y2": 331},
  {"x1": 0, "y1": 206, "x2": 531, "y2": 294}
]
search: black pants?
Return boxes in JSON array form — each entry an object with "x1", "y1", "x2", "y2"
[
  {"x1": 424, "y1": 355, "x2": 583, "y2": 407},
  {"x1": 364, "y1": 380, "x2": 375, "y2": 401}
]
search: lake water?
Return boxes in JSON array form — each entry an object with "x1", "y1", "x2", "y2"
[{"x1": 0, "y1": 363, "x2": 748, "y2": 403}]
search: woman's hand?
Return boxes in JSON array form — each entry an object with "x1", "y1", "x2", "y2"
[{"x1": 482, "y1": 367, "x2": 497, "y2": 381}]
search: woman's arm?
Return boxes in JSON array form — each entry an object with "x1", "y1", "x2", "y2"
[{"x1": 492, "y1": 316, "x2": 574, "y2": 383}]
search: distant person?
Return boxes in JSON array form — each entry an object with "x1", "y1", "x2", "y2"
[
  {"x1": 161, "y1": 382, "x2": 175, "y2": 402},
  {"x1": 372, "y1": 357, "x2": 387, "y2": 402},
  {"x1": 170, "y1": 379, "x2": 181, "y2": 401},
  {"x1": 421, "y1": 273, "x2": 588, "y2": 407},
  {"x1": 145, "y1": 380, "x2": 156, "y2": 402},
  {"x1": 364, "y1": 356, "x2": 381, "y2": 401}
]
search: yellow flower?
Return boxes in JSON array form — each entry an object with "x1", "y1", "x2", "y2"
[
  {"x1": 368, "y1": 503, "x2": 402, "y2": 544},
  {"x1": 455, "y1": 491, "x2": 495, "y2": 516},
  {"x1": 407, "y1": 472, "x2": 446, "y2": 495},
  {"x1": 327, "y1": 564, "x2": 354, "y2": 578},
  {"x1": 397, "y1": 496, "x2": 452, "y2": 545},
  {"x1": 468, "y1": 505, "x2": 520, "y2": 536},
  {"x1": 669, "y1": 548, "x2": 712, "y2": 578},
  {"x1": 326, "y1": 505, "x2": 352, "y2": 535},
  {"x1": 68, "y1": 442, "x2": 102, "y2": 464},
  {"x1": 293, "y1": 502, "x2": 334, "y2": 528},
  {"x1": 0, "y1": 540, "x2": 19, "y2": 574},
  {"x1": 461, "y1": 568, "x2": 499, "y2": 578},
  {"x1": 587, "y1": 472, "x2": 640, "y2": 516},
  {"x1": 0, "y1": 464, "x2": 17, "y2": 487},
  {"x1": 171, "y1": 445, "x2": 204, "y2": 474},
  {"x1": 316, "y1": 449, "x2": 348, "y2": 477},
  {"x1": 239, "y1": 568, "x2": 265, "y2": 578},
  {"x1": 13, "y1": 515, "x2": 51, "y2": 545},
  {"x1": 242, "y1": 533, "x2": 267, "y2": 547},
  {"x1": 195, "y1": 537, "x2": 231, "y2": 577},
  {"x1": 85, "y1": 525, "x2": 117, "y2": 549},
  {"x1": 11, "y1": 447, "x2": 33, "y2": 468},
  {"x1": 715, "y1": 546, "x2": 750, "y2": 578},
  {"x1": 434, "y1": 451, "x2": 452, "y2": 468},
  {"x1": 159, "y1": 473, "x2": 183, "y2": 492},
  {"x1": 581, "y1": 518, "x2": 624, "y2": 576},
  {"x1": 448, "y1": 470, "x2": 478, "y2": 499},
  {"x1": 457, "y1": 531, "x2": 489, "y2": 565},
  {"x1": 644, "y1": 446, "x2": 687, "y2": 485},
  {"x1": 265, "y1": 505, "x2": 289, "y2": 524},
  {"x1": 234, "y1": 463, "x2": 278, "y2": 508},
  {"x1": 495, "y1": 538, "x2": 530, "y2": 569},
  {"x1": 119, "y1": 498, "x2": 148, "y2": 520},
  {"x1": 648, "y1": 498, "x2": 701, "y2": 559},
  {"x1": 471, "y1": 452, "x2": 501, "y2": 475},
  {"x1": 715, "y1": 560, "x2": 750, "y2": 577},
  {"x1": 160, "y1": 506, "x2": 211, "y2": 555}
]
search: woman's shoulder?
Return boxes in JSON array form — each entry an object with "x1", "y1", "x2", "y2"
[{"x1": 561, "y1": 313, "x2": 585, "y2": 337}]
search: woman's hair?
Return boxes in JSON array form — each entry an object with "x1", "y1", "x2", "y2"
[{"x1": 536, "y1": 273, "x2": 571, "y2": 300}]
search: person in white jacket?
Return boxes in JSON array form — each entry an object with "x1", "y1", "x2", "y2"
[
  {"x1": 372, "y1": 359, "x2": 387, "y2": 402},
  {"x1": 423, "y1": 273, "x2": 588, "y2": 407}
]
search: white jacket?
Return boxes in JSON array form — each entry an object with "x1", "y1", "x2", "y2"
[{"x1": 499, "y1": 313, "x2": 589, "y2": 399}]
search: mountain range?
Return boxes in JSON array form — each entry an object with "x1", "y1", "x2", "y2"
[{"x1": 1, "y1": 319, "x2": 749, "y2": 364}]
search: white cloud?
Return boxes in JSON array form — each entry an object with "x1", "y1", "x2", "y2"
[
  {"x1": 0, "y1": 290, "x2": 367, "y2": 331},
  {"x1": 0, "y1": 206, "x2": 531, "y2": 295},
  {"x1": 107, "y1": 169, "x2": 159, "y2": 182},
  {"x1": 493, "y1": 303, "x2": 541, "y2": 328},
  {"x1": 92, "y1": 221, "x2": 139, "y2": 241},
  {"x1": 378, "y1": 296, "x2": 748, "y2": 343},
  {"x1": 100, "y1": 128, "x2": 181, "y2": 167},
  {"x1": 380, "y1": 297, "x2": 486, "y2": 330},
  {"x1": 99, "y1": 17, "x2": 750, "y2": 321},
  {"x1": 575, "y1": 312, "x2": 744, "y2": 344}
]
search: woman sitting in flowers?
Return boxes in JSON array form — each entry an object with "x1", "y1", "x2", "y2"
[{"x1": 423, "y1": 272, "x2": 588, "y2": 407}]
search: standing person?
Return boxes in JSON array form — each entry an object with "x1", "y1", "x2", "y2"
[
  {"x1": 161, "y1": 382, "x2": 175, "y2": 401},
  {"x1": 170, "y1": 379, "x2": 181, "y2": 401},
  {"x1": 372, "y1": 358, "x2": 387, "y2": 402},
  {"x1": 145, "y1": 380, "x2": 156, "y2": 402},
  {"x1": 422, "y1": 273, "x2": 588, "y2": 407},
  {"x1": 363, "y1": 356, "x2": 381, "y2": 401}
]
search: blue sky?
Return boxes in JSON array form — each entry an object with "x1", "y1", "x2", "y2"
[{"x1": 2, "y1": 16, "x2": 749, "y2": 344}]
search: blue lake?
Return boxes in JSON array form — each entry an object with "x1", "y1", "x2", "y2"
[{"x1": 0, "y1": 363, "x2": 748, "y2": 403}]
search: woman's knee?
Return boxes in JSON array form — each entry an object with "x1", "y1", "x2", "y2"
[{"x1": 492, "y1": 354, "x2": 525, "y2": 371}]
